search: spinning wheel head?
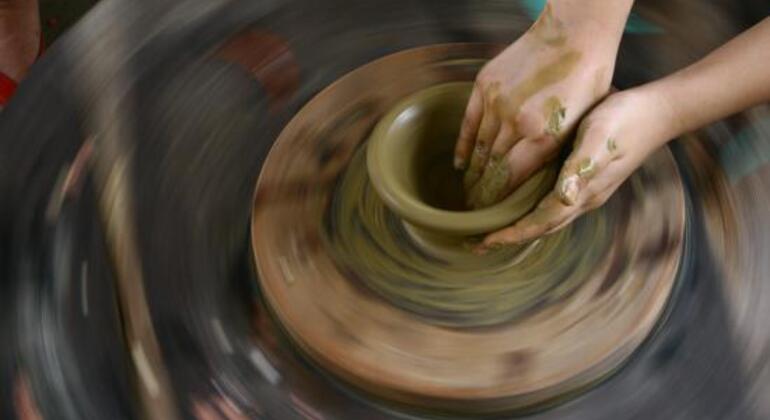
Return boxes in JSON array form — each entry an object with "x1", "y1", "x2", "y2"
[{"x1": 252, "y1": 44, "x2": 685, "y2": 414}]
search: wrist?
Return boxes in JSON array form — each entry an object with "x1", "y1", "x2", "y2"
[{"x1": 633, "y1": 83, "x2": 684, "y2": 146}]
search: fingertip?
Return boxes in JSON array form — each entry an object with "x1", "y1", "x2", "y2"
[{"x1": 558, "y1": 175, "x2": 580, "y2": 205}]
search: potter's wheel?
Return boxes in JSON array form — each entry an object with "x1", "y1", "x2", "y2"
[
  {"x1": 3, "y1": 0, "x2": 770, "y2": 419},
  {"x1": 251, "y1": 44, "x2": 685, "y2": 413}
]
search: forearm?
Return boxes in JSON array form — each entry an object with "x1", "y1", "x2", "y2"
[{"x1": 650, "y1": 17, "x2": 770, "y2": 139}]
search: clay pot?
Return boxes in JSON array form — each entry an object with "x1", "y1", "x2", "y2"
[{"x1": 366, "y1": 82, "x2": 556, "y2": 237}]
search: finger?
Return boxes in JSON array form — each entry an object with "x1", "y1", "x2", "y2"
[
  {"x1": 503, "y1": 134, "x2": 561, "y2": 194},
  {"x1": 477, "y1": 94, "x2": 580, "y2": 201},
  {"x1": 467, "y1": 135, "x2": 555, "y2": 210},
  {"x1": 464, "y1": 87, "x2": 502, "y2": 189},
  {"x1": 477, "y1": 191, "x2": 579, "y2": 250},
  {"x1": 468, "y1": 97, "x2": 562, "y2": 207},
  {"x1": 541, "y1": 95, "x2": 569, "y2": 141},
  {"x1": 489, "y1": 122, "x2": 519, "y2": 157},
  {"x1": 489, "y1": 103, "x2": 550, "y2": 157},
  {"x1": 466, "y1": 125, "x2": 518, "y2": 208},
  {"x1": 454, "y1": 85, "x2": 484, "y2": 169},
  {"x1": 556, "y1": 122, "x2": 619, "y2": 205}
]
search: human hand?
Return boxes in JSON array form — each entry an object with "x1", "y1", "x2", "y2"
[
  {"x1": 478, "y1": 87, "x2": 677, "y2": 251},
  {"x1": 455, "y1": 1, "x2": 633, "y2": 209}
]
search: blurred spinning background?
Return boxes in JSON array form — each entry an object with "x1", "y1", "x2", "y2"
[{"x1": 0, "y1": 0, "x2": 769, "y2": 419}]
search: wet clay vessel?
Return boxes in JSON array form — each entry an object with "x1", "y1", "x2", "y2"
[{"x1": 366, "y1": 82, "x2": 555, "y2": 236}]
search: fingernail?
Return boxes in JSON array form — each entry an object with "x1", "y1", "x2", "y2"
[
  {"x1": 454, "y1": 156, "x2": 466, "y2": 170},
  {"x1": 559, "y1": 175, "x2": 579, "y2": 205}
]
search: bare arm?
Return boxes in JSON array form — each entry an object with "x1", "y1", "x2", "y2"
[
  {"x1": 481, "y1": 17, "x2": 770, "y2": 250},
  {"x1": 656, "y1": 16, "x2": 770, "y2": 138}
]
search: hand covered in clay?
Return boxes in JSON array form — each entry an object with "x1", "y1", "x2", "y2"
[
  {"x1": 478, "y1": 88, "x2": 675, "y2": 250},
  {"x1": 455, "y1": 0, "x2": 633, "y2": 209}
]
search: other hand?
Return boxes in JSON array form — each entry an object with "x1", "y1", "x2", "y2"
[{"x1": 479, "y1": 87, "x2": 676, "y2": 251}]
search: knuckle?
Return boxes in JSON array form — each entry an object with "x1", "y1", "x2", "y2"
[
  {"x1": 515, "y1": 110, "x2": 544, "y2": 137},
  {"x1": 523, "y1": 135, "x2": 554, "y2": 150}
]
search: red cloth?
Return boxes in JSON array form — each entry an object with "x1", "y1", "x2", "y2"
[
  {"x1": 0, "y1": 73, "x2": 17, "y2": 107},
  {"x1": 0, "y1": 37, "x2": 44, "y2": 107}
]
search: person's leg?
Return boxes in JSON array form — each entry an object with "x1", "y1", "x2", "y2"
[{"x1": 0, "y1": 0, "x2": 40, "y2": 82}]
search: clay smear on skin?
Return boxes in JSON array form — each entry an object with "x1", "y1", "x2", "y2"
[
  {"x1": 464, "y1": 82, "x2": 502, "y2": 189},
  {"x1": 556, "y1": 154, "x2": 599, "y2": 206},
  {"x1": 467, "y1": 155, "x2": 511, "y2": 208},
  {"x1": 463, "y1": 140, "x2": 489, "y2": 190},
  {"x1": 543, "y1": 96, "x2": 566, "y2": 137},
  {"x1": 531, "y1": 3, "x2": 567, "y2": 47},
  {"x1": 577, "y1": 157, "x2": 596, "y2": 179},
  {"x1": 505, "y1": 50, "x2": 581, "y2": 118}
]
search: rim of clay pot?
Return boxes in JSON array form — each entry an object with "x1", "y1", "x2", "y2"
[{"x1": 367, "y1": 82, "x2": 556, "y2": 236}]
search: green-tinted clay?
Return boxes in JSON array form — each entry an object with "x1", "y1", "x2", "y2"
[
  {"x1": 465, "y1": 142, "x2": 492, "y2": 189},
  {"x1": 558, "y1": 176, "x2": 579, "y2": 205},
  {"x1": 531, "y1": 3, "x2": 567, "y2": 47},
  {"x1": 467, "y1": 155, "x2": 511, "y2": 209},
  {"x1": 543, "y1": 96, "x2": 566, "y2": 137},
  {"x1": 577, "y1": 157, "x2": 596, "y2": 179},
  {"x1": 607, "y1": 137, "x2": 618, "y2": 153}
]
